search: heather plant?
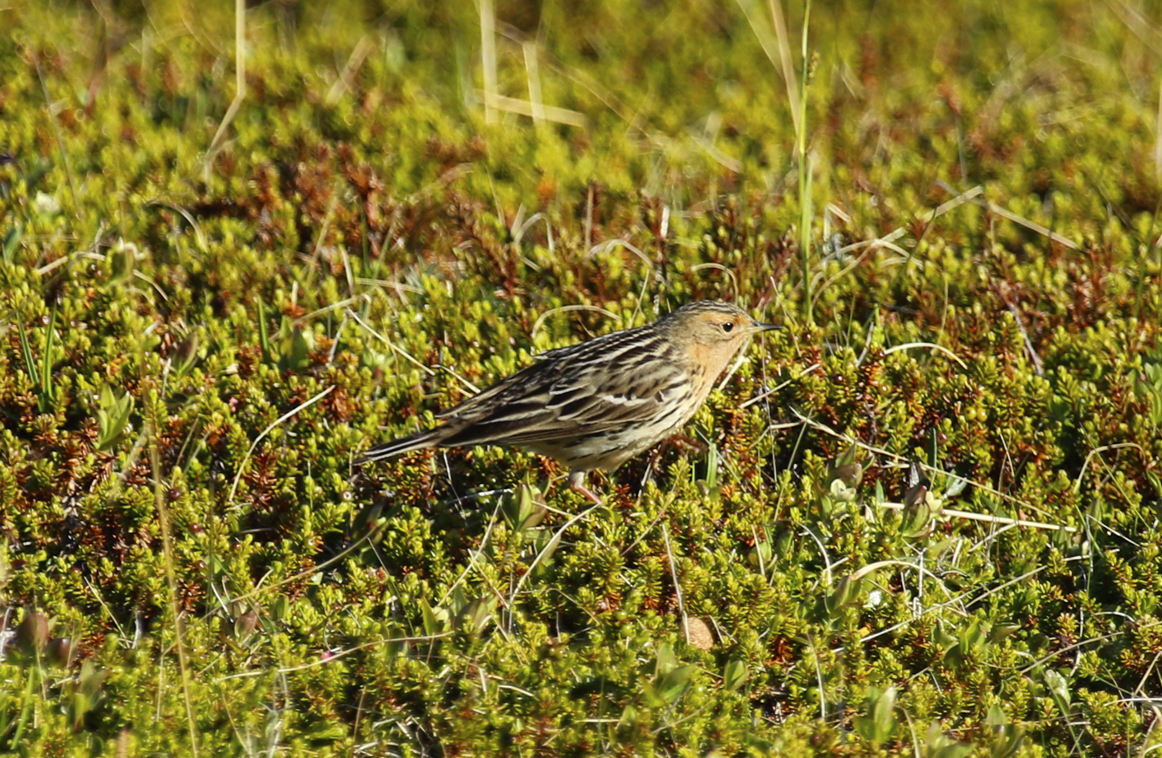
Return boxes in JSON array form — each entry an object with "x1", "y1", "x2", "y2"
[{"x1": 1, "y1": 0, "x2": 1160, "y2": 755}]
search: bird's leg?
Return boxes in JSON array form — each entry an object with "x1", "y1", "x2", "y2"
[
  {"x1": 567, "y1": 469, "x2": 603, "y2": 505},
  {"x1": 660, "y1": 434, "x2": 708, "y2": 455}
]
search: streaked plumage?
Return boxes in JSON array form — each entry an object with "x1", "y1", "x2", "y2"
[{"x1": 357, "y1": 301, "x2": 780, "y2": 502}]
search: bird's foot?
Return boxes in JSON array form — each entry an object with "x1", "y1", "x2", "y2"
[
  {"x1": 567, "y1": 470, "x2": 603, "y2": 505},
  {"x1": 660, "y1": 434, "x2": 708, "y2": 455}
]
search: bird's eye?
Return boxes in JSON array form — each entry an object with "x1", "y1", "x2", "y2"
[{"x1": 722, "y1": 322, "x2": 735, "y2": 333}]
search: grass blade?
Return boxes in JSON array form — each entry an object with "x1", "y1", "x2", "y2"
[
  {"x1": 16, "y1": 319, "x2": 36, "y2": 392},
  {"x1": 39, "y1": 304, "x2": 57, "y2": 413},
  {"x1": 257, "y1": 296, "x2": 270, "y2": 363}
]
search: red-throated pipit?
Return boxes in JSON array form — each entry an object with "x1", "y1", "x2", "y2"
[{"x1": 357, "y1": 301, "x2": 780, "y2": 502}]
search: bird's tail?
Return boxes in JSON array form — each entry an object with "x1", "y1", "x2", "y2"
[{"x1": 355, "y1": 428, "x2": 444, "y2": 465}]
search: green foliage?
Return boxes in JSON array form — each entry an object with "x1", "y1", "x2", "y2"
[{"x1": 1, "y1": 0, "x2": 1161, "y2": 755}]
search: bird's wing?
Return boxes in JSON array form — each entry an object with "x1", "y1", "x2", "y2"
[
  {"x1": 544, "y1": 357, "x2": 689, "y2": 426},
  {"x1": 435, "y1": 329, "x2": 690, "y2": 447},
  {"x1": 434, "y1": 325, "x2": 642, "y2": 421},
  {"x1": 434, "y1": 360, "x2": 547, "y2": 420}
]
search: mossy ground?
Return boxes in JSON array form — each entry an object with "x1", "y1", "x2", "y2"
[{"x1": 2, "y1": 0, "x2": 1162, "y2": 755}]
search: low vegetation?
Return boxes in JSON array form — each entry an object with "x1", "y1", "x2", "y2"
[{"x1": 1, "y1": 0, "x2": 1161, "y2": 754}]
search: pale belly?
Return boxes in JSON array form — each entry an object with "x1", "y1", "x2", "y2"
[{"x1": 519, "y1": 403, "x2": 694, "y2": 473}]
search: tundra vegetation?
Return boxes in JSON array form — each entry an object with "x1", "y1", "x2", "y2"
[{"x1": 1, "y1": 0, "x2": 1161, "y2": 755}]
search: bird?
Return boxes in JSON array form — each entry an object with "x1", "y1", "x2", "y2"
[{"x1": 356, "y1": 300, "x2": 780, "y2": 503}]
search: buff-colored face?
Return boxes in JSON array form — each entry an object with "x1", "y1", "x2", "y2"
[{"x1": 668, "y1": 302, "x2": 779, "y2": 348}]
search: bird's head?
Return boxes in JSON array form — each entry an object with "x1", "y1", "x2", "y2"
[
  {"x1": 666, "y1": 300, "x2": 779, "y2": 344},
  {"x1": 662, "y1": 300, "x2": 781, "y2": 371}
]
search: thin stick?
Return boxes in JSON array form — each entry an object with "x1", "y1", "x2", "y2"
[
  {"x1": 346, "y1": 309, "x2": 481, "y2": 394},
  {"x1": 204, "y1": 0, "x2": 246, "y2": 174},
  {"x1": 480, "y1": 0, "x2": 497, "y2": 123},
  {"x1": 148, "y1": 417, "x2": 200, "y2": 757},
  {"x1": 585, "y1": 184, "x2": 594, "y2": 252},
  {"x1": 216, "y1": 632, "x2": 455, "y2": 680},
  {"x1": 226, "y1": 527, "x2": 378, "y2": 607},
  {"x1": 146, "y1": 199, "x2": 208, "y2": 253},
  {"x1": 1072, "y1": 442, "x2": 1145, "y2": 494},
  {"x1": 485, "y1": 94, "x2": 586, "y2": 127},
  {"x1": 874, "y1": 500, "x2": 1073, "y2": 532},
  {"x1": 1157, "y1": 75, "x2": 1162, "y2": 184},
  {"x1": 927, "y1": 184, "x2": 984, "y2": 226},
  {"x1": 523, "y1": 42, "x2": 545, "y2": 131},
  {"x1": 845, "y1": 558, "x2": 957, "y2": 602},
  {"x1": 882, "y1": 342, "x2": 968, "y2": 370},
  {"x1": 506, "y1": 501, "x2": 603, "y2": 630},
  {"x1": 660, "y1": 521, "x2": 690, "y2": 644},
  {"x1": 796, "y1": 0, "x2": 813, "y2": 323},
  {"x1": 735, "y1": 0, "x2": 800, "y2": 136},
  {"x1": 438, "y1": 500, "x2": 504, "y2": 607},
  {"x1": 1018, "y1": 627, "x2": 1141, "y2": 674},
  {"x1": 791, "y1": 409, "x2": 1075, "y2": 529},
  {"x1": 983, "y1": 200, "x2": 1078, "y2": 250},
  {"x1": 32, "y1": 52, "x2": 83, "y2": 223},
  {"x1": 325, "y1": 34, "x2": 374, "y2": 106},
  {"x1": 769, "y1": 0, "x2": 800, "y2": 135},
  {"x1": 740, "y1": 363, "x2": 820, "y2": 409},
  {"x1": 228, "y1": 385, "x2": 335, "y2": 506},
  {"x1": 690, "y1": 263, "x2": 740, "y2": 303},
  {"x1": 531, "y1": 305, "x2": 621, "y2": 340}
]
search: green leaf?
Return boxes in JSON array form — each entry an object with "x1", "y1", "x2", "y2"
[
  {"x1": 902, "y1": 481, "x2": 940, "y2": 538},
  {"x1": 826, "y1": 574, "x2": 864, "y2": 614},
  {"x1": 420, "y1": 599, "x2": 448, "y2": 636},
  {"x1": 71, "y1": 660, "x2": 108, "y2": 731},
  {"x1": 505, "y1": 484, "x2": 545, "y2": 532},
  {"x1": 97, "y1": 386, "x2": 136, "y2": 451},
  {"x1": 2, "y1": 222, "x2": 21, "y2": 264},
  {"x1": 1044, "y1": 669, "x2": 1071, "y2": 715},
  {"x1": 257, "y1": 296, "x2": 271, "y2": 363},
  {"x1": 108, "y1": 240, "x2": 136, "y2": 282},
  {"x1": 853, "y1": 686, "x2": 896, "y2": 746},
  {"x1": 455, "y1": 596, "x2": 497, "y2": 635},
  {"x1": 985, "y1": 705, "x2": 1025, "y2": 758},
  {"x1": 16, "y1": 319, "x2": 36, "y2": 393},
  {"x1": 645, "y1": 664, "x2": 695, "y2": 707},
  {"x1": 286, "y1": 319, "x2": 313, "y2": 371},
  {"x1": 923, "y1": 723, "x2": 973, "y2": 758},
  {"x1": 723, "y1": 659, "x2": 748, "y2": 692},
  {"x1": 944, "y1": 475, "x2": 968, "y2": 499},
  {"x1": 37, "y1": 304, "x2": 57, "y2": 413},
  {"x1": 827, "y1": 446, "x2": 863, "y2": 491},
  {"x1": 703, "y1": 442, "x2": 718, "y2": 491}
]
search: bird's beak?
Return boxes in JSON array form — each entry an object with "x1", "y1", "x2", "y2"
[{"x1": 749, "y1": 318, "x2": 782, "y2": 333}]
